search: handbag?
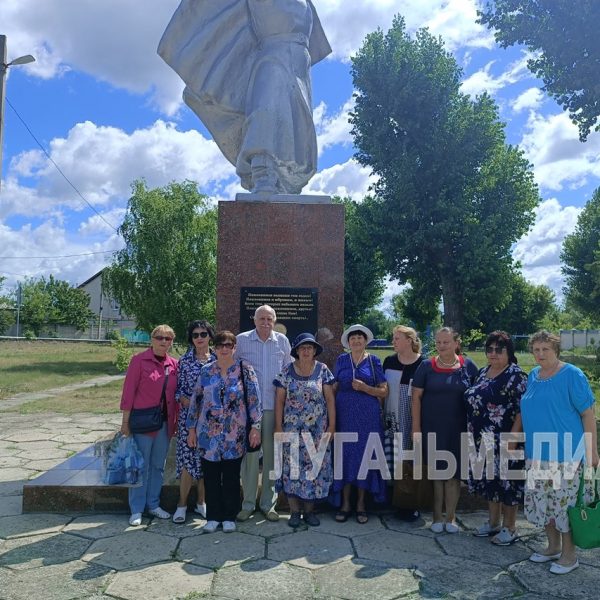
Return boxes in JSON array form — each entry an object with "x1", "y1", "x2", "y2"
[
  {"x1": 102, "y1": 432, "x2": 144, "y2": 486},
  {"x1": 567, "y1": 469, "x2": 600, "y2": 549},
  {"x1": 240, "y1": 360, "x2": 261, "y2": 453},
  {"x1": 129, "y1": 366, "x2": 169, "y2": 433}
]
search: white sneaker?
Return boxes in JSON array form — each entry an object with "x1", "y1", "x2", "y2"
[
  {"x1": 194, "y1": 503, "x2": 207, "y2": 518},
  {"x1": 172, "y1": 506, "x2": 187, "y2": 524},
  {"x1": 445, "y1": 521, "x2": 459, "y2": 533},
  {"x1": 203, "y1": 520, "x2": 220, "y2": 533},
  {"x1": 148, "y1": 507, "x2": 170, "y2": 519},
  {"x1": 222, "y1": 520, "x2": 236, "y2": 533},
  {"x1": 129, "y1": 513, "x2": 142, "y2": 527},
  {"x1": 430, "y1": 522, "x2": 444, "y2": 533}
]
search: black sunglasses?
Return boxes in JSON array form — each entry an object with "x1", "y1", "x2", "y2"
[
  {"x1": 215, "y1": 342, "x2": 235, "y2": 349},
  {"x1": 485, "y1": 345, "x2": 506, "y2": 355},
  {"x1": 192, "y1": 331, "x2": 210, "y2": 339}
]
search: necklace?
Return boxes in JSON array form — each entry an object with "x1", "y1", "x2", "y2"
[
  {"x1": 351, "y1": 351, "x2": 367, "y2": 378},
  {"x1": 437, "y1": 355, "x2": 459, "y2": 368}
]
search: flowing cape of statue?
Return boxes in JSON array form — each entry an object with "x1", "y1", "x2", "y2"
[{"x1": 158, "y1": 0, "x2": 332, "y2": 193}]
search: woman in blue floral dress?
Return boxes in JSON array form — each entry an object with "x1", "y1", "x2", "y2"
[
  {"x1": 274, "y1": 333, "x2": 336, "y2": 528},
  {"x1": 172, "y1": 320, "x2": 215, "y2": 524},
  {"x1": 464, "y1": 331, "x2": 527, "y2": 545}
]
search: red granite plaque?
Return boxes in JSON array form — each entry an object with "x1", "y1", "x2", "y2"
[{"x1": 216, "y1": 201, "x2": 344, "y2": 365}]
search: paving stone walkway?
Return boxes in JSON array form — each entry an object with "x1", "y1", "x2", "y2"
[{"x1": 1, "y1": 398, "x2": 599, "y2": 599}]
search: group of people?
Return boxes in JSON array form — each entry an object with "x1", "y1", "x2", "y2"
[{"x1": 120, "y1": 309, "x2": 597, "y2": 576}]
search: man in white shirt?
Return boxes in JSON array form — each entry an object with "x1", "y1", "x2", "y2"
[{"x1": 236, "y1": 305, "x2": 292, "y2": 521}]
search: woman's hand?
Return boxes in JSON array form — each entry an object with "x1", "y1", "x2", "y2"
[
  {"x1": 180, "y1": 396, "x2": 190, "y2": 409},
  {"x1": 249, "y1": 427, "x2": 261, "y2": 448},
  {"x1": 120, "y1": 422, "x2": 130, "y2": 437},
  {"x1": 326, "y1": 424, "x2": 335, "y2": 443},
  {"x1": 274, "y1": 423, "x2": 283, "y2": 435},
  {"x1": 187, "y1": 429, "x2": 197, "y2": 448},
  {"x1": 351, "y1": 378, "x2": 367, "y2": 392}
]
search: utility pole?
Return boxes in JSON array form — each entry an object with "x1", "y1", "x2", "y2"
[
  {"x1": 0, "y1": 35, "x2": 35, "y2": 191},
  {"x1": 16, "y1": 281, "x2": 22, "y2": 337},
  {"x1": 0, "y1": 35, "x2": 7, "y2": 192}
]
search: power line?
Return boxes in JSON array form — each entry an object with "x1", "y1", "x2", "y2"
[
  {"x1": 0, "y1": 250, "x2": 117, "y2": 259},
  {"x1": 5, "y1": 96, "x2": 120, "y2": 232}
]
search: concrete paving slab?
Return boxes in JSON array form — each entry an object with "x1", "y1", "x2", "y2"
[
  {"x1": 354, "y1": 529, "x2": 443, "y2": 569},
  {"x1": 51, "y1": 433, "x2": 107, "y2": 444},
  {"x1": 313, "y1": 558, "x2": 419, "y2": 600},
  {"x1": 381, "y1": 512, "x2": 440, "y2": 538},
  {"x1": 267, "y1": 530, "x2": 353, "y2": 569},
  {"x1": 146, "y1": 515, "x2": 208, "y2": 538},
  {"x1": 17, "y1": 448, "x2": 72, "y2": 461},
  {"x1": 315, "y1": 512, "x2": 385, "y2": 538},
  {"x1": 0, "y1": 495, "x2": 22, "y2": 518},
  {"x1": 106, "y1": 561, "x2": 213, "y2": 600},
  {"x1": 213, "y1": 559, "x2": 315, "y2": 600},
  {"x1": 64, "y1": 514, "x2": 147, "y2": 540},
  {"x1": 82, "y1": 530, "x2": 178, "y2": 570},
  {"x1": 0, "y1": 456, "x2": 28, "y2": 468},
  {"x1": 0, "y1": 532, "x2": 91, "y2": 570},
  {"x1": 0, "y1": 513, "x2": 72, "y2": 539},
  {"x1": 0, "y1": 559, "x2": 113, "y2": 600},
  {"x1": 4, "y1": 440, "x2": 64, "y2": 451},
  {"x1": 0, "y1": 431, "x2": 54, "y2": 443},
  {"x1": 435, "y1": 531, "x2": 532, "y2": 567},
  {"x1": 179, "y1": 531, "x2": 265, "y2": 569},
  {"x1": 235, "y1": 514, "x2": 297, "y2": 539},
  {"x1": 418, "y1": 555, "x2": 524, "y2": 598},
  {"x1": 458, "y1": 510, "x2": 540, "y2": 535},
  {"x1": 0, "y1": 467, "x2": 37, "y2": 482},
  {"x1": 509, "y1": 560, "x2": 600, "y2": 598}
]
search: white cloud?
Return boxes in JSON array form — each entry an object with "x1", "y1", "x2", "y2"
[
  {"x1": 305, "y1": 158, "x2": 375, "y2": 200},
  {"x1": 513, "y1": 198, "x2": 582, "y2": 299},
  {"x1": 315, "y1": 98, "x2": 354, "y2": 155},
  {"x1": 511, "y1": 87, "x2": 544, "y2": 113},
  {"x1": 2, "y1": 120, "x2": 235, "y2": 218},
  {"x1": 1, "y1": 0, "x2": 492, "y2": 115},
  {"x1": 461, "y1": 54, "x2": 530, "y2": 97},
  {"x1": 519, "y1": 111, "x2": 600, "y2": 192}
]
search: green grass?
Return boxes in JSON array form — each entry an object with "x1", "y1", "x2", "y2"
[
  {"x1": 15, "y1": 379, "x2": 124, "y2": 414},
  {"x1": 0, "y1": 340, "x2": 119, "y2": 400}
]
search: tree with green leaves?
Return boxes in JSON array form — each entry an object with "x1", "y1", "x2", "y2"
[
  {"x1": 350, "y1": 17, "x2": 540, "y2": 333},
  {"x1": 104, "y1": 180, "x2": 217, "y2": 341},
  {"x1": 478, "y1": 0, "x2": 600, "y2": 141},
  {"x1": 334, "y1": 196, "x2": 387, "y2": 324},
  {"x1": 482, "y1": 271, "x2": 556, "y2": 334},
  {"x1": 391, "y1": 286, "x2": 441, "y2": 332},
  {"x1": 561, "y1": 187, "x2": 600, "y2": 320},
  {"x1": 0, "y1": 277, "x2": 15, "y2": 335},
  {"x1": 20, "y1": 275, "x2": 93, "y2": 335}
]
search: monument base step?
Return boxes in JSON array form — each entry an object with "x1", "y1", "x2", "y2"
[{"x1": 22, "y1": 437, "x2": 487, "y2": 513}]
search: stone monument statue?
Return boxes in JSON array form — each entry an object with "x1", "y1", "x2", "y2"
[{"x1": 158, "y1": 0, "x2": 332, "y2": 196}]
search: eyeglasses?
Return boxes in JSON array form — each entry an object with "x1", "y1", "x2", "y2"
[
  {"x1": 192, "y1": 331, "x2": 209, "y2": 339},
  {"x1": 153, "y1": 336, "x2": 173, "y2": 342},
  {"x1": 215, "y1": 342, "x2": 235, "y2": 349},
  {"x1": 485, "y1": 345, "x2": 505, "y2": 355}
]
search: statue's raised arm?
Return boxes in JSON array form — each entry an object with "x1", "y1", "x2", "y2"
[{"x1": 158, "y1": 0, "x2": 332, "y2": 196}]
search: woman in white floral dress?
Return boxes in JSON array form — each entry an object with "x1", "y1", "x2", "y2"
[
  {"x1": 274, "y1": 333, "x2": 335, "y2": 528},
  {"x1": 517, "y1": 330, "x2": 598, "y2": 575}
]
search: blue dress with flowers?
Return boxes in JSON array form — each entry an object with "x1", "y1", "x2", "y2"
[
  {"x1": 274, "y1": 362, "x2": 334, "y2": 500},
  {"x1": 464, "y1": 363, "x2": 527, "y2": 504}
]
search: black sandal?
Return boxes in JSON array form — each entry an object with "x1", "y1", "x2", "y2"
[
  {"x1": 356, "y1": 511, "x2": 369, "y2": 524},
  {"x1": 335, "y1": 510, "x2": 351, "y2": 523}
]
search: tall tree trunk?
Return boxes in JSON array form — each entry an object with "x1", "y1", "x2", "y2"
[{"x1": 440, "y1": 271, "x2": 464, "y2": 333}]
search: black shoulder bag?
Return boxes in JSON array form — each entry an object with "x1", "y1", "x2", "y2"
[
  {"x1": 240, "y1": 360, "x2": 261, "y2": 453},
  {"x1": 129, "y1": 365, "x2": 169, "y2": 434}
]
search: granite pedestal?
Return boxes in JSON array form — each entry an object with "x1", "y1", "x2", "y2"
[{"x1": 216, "y1": 199, "x2": 345, "y2": 362}]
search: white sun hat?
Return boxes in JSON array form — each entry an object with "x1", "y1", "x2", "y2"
[{"x1": 340, "y1": 324, "x2": 374, "y2": 349}]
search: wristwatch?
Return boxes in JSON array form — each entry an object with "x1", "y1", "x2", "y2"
[{"x1": 252, "y1": 422, "x2": 262, "y2": 431}]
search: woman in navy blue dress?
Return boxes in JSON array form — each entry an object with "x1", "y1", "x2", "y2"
[{"x1": 332, "y1": 325, "x2": 388, "y2": 524}]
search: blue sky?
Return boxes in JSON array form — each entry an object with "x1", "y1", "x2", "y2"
[{"x1": 1, "y1": 0, "x2": 599, "y2": 308}]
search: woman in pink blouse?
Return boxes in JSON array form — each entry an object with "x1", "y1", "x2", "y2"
[
  {"x1": 120, "y1": 324, "x2": 179, "y2": 527},
  {"x1": 187, "y1": 330, "x2": 262, "y2": 533}
]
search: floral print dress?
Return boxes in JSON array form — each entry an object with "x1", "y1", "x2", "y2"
[
  {"x1": 175, "y1": 348, "x2": 215, "y2": 479},
  {"x1": 187, "y1": 360, "x2": 262, "y2": 462},
  {"x1": 274, "y1": 362, "x2": 334, "y2": 501},
  {"x1": 464, "y1": 363, "x2": 527, "y2": 504}
]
